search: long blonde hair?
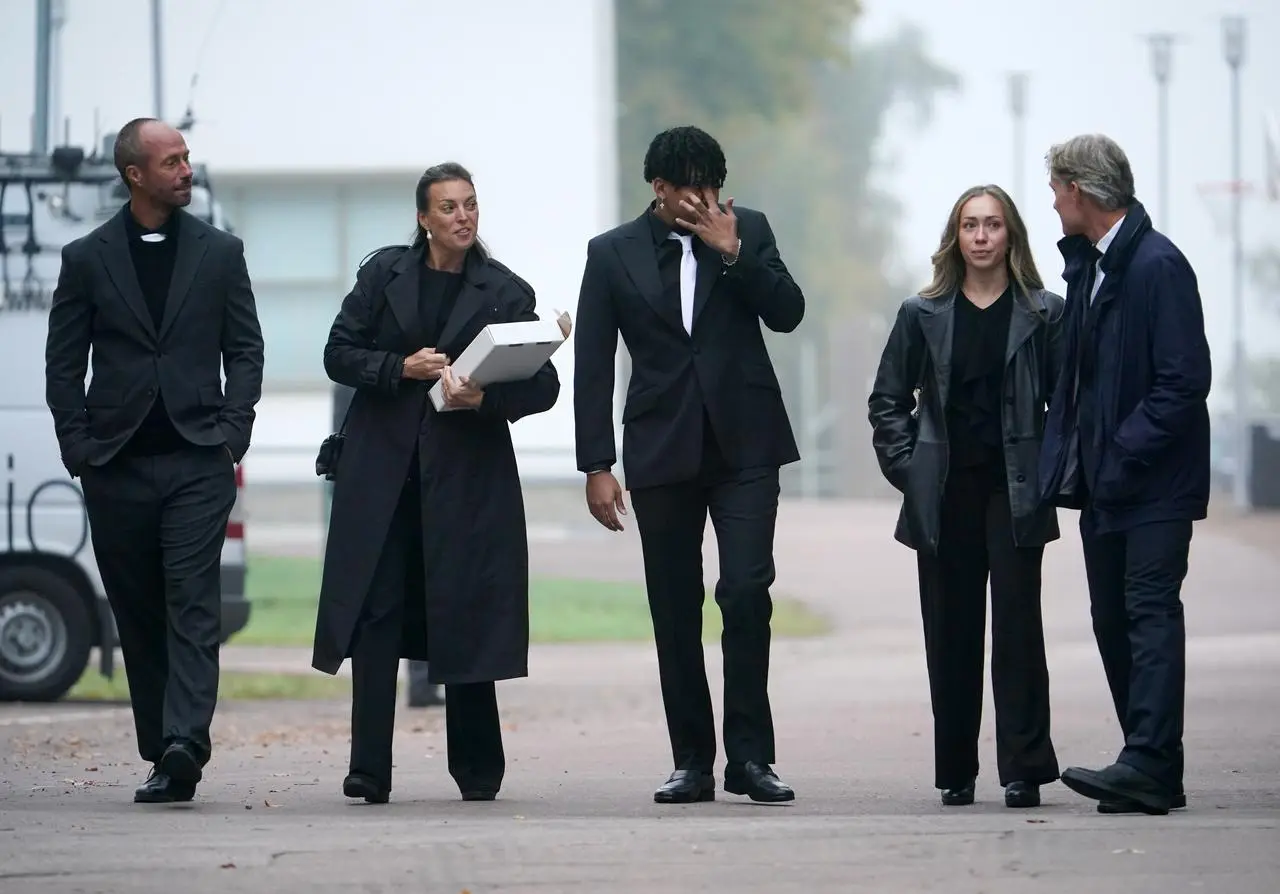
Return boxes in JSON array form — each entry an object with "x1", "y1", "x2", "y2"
[{"x1": 919, "y1": 184, "x2": 1043, "y2": 299}]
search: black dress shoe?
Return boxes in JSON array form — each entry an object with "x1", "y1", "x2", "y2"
[
  {"x1": 1061, "y1": 763, "x2": 1173, "y2": 815},
  {"x1": 343, "y1": 772, "x2": 390, "y2": 804},
  {"x1": 159, "y1": 741, "x2": 202, "y2": 785},
  {"x1": 1004, "y1": 781, "x2": 1041, "y2": 808},
  {"x1": 460, "y1": 788, "x2": 499, "y2": 801},
  {"x1": 940, "y1": 780, "x2": 975, "y2": 806},
  {"x1": 724, "y1": 762, "x2": 794, "y2": 803},
  {"x1": 134, "y1": 767, "x2": 196, "y2": 804},
  {"x1": 654, "y1": 769, "x2": 715, "y2": 804},
  {"x1": 1098, "y1": 791, "x2": 1187, "y2": 814}
]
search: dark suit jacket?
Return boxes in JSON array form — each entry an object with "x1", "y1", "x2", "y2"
[
  {"x1": 44, "y1": 205, "x2": 265, "y2": 475},
  {"x1": 573, "y1": 205, "x2": 804, "y2": 490}
]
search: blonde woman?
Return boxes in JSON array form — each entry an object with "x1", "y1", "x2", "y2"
[{"x1": 868, "y1": 185, "x2": 1065, "y2": 809}]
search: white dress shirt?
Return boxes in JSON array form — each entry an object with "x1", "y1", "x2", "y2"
[{"x1": 1090, "y1": 216, "x2": 1125, "y2": 304}]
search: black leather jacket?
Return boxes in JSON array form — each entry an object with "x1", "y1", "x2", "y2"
[{"x1": 867, "y1": 288, "x2": 1066, "y2": 554}]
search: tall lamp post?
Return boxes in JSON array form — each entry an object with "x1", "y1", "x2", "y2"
[
  {"x1": 1223, "y1": 15, "x2": 1249, "y2": 510},
  {"x1": 33, "y1": 0, "x2": 52, "y2": 154},
  {"x1": 1007, "y1": 72, "x2": 1028, "y2": 205},
  {"x1": 151, "y1": 0, "x2": 165, "y2": 120},
  {"x1": 1144, "y1": 33, "x2": 1177, "y2": 231}
]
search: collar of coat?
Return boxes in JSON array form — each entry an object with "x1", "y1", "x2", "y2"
[
  {"x1": 390, "y1": 243, "x2": 491, "y2": 285},
  {"x1": 915, "y1": 285, "x2": 1052, "y2": 319},
  {"x1": 1056, "y1": 200, "x2": 1153, "y2": 285}
]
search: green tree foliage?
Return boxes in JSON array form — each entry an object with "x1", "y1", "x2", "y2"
[
  {"x1": 616, "y1": 0, "x2": 864, "y2": 212},
  {"x1": 615, "y1": 2, "x2": 958, "y2": 324}
]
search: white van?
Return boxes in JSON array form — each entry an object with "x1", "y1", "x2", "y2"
[{"x1": 0, "y1": 146, "x2": 249, "y2": 702}]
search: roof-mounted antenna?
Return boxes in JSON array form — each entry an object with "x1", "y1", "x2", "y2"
[
  {"x1": 175, "y1": 0, "x2": 228, "y2": 134},
  {"x1": 175, "y1": 72, "x2": 199, "y2": 132}
]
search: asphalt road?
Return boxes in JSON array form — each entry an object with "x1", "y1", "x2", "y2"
[{"x1": 1, "y1": 498, "x2": 1277, "y2": 893}]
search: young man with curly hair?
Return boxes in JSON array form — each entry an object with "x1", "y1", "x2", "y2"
[{"x1": 573, "y1": 126, "x2": 806, "y2": 805}]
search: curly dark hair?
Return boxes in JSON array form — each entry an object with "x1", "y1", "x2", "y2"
[{"x1": 642, "y1": 126, "x2": 727, "y2": 189}]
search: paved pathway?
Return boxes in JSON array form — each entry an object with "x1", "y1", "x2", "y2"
[{"x1": 2, "y1": 499, "x2": 1278, "y2": 893}]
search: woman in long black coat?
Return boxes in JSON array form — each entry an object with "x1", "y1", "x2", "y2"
[{"x1": 312, "y1": 162, "x2": 560, "y2": 804}]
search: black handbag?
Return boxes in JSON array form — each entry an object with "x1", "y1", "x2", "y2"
[
  {"x1": 314, "y1": 419, "x2": 348, "y2": 481},
  {"x1": 314, "y1": 245, "x2": 404, "y2": 481}
]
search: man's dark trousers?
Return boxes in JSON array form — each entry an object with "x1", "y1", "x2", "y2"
[
  {"x1": 1081, "y1": 514, "x2": 1191, "y2": 792},
  {"x1": 629, "y1": 420, "x2": 779, "y2": 774},
  {"x1": 80, "y1": 445, "x2": 236, "y2": 768}
]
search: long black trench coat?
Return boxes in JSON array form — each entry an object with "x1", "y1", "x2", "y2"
[
  {"x1": 311, "y1": 245, "x2": 560, "y2": 682},
  {"x1": 867, "y1": 288, "x2": 1065, "y2": 556}
]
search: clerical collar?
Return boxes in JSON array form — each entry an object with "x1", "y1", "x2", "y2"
[{"x1": 124, "y1": 204, "x2": 180, "y2": 243}]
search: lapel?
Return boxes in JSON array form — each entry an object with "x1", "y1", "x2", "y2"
[
  {"x1": 918, "y1": 293, "x2": 954, "y2": 410},
  {"x1": 612, "y1": 214, "x2": 686, "y2": 337},
  {"x1": 158, "y1": 210, "x2": 208, "y2": 340},
  {"x1": 383, "y1": 246, "x2": 423, "y2": 344},
  {"x1": 1006, "y1": 289, "x2": 1043, "y2": 364},
  {"x1": 437, "y1": 250, "x2": 492, "y2": 353},
  {"x1": 690, "y1": 237, "x2": 719, "y2": 332},
  {"x1": 97, "y1": 209, "x2": 156, "y2": 342}
]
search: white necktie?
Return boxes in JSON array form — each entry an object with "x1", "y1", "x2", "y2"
[{"x1": 669, "y1": 232, "x2": 696, "y2": 334}]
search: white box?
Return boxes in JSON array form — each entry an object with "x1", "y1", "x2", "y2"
[{"x1": 430, "y1": 316, "x2": 568, "y2": 412}]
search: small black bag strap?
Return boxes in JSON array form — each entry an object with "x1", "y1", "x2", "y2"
[{"x1": 335, "y1": 245, "x2": 408, "y2": 435}]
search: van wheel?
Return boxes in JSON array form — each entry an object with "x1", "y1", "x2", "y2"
[{"x1": 0, "y1": 567, "x2": 94, "y2": 702}]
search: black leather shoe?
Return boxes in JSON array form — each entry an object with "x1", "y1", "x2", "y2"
[
  {"x1": 1098, "y1": 791, "x2": 1187, "y2": 814},
  {"x1": 654, "y1": 769, "x2": 715, "y2": 804},
  {"x1": 460, "y1": 787, "x2": 499, "y2": 801},
  {"x1": 343, "y1": 772, "x2": 390, "y2": 804},
  {"x1": 724, "y1": 762, "x2": 794, "y2": 803},
  {"x1": 134, "y1": 766, "x2": 196, "y2": 803},
  {"x1": 1004, "y1": 781, "x2": 1041, "y2": 808},
  {"x1": 159, "y1": 741, "x2": 202, "y2": 785},
  {"x1": 1061, "y1": 763, "x2": 1173, "y2": 815},
  {"x1": 940, "y1": 780, "x2": 975, "y2": 806}
]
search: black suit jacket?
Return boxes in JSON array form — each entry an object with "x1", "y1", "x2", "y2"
[
  {"x1": 44, "y1": 206, "x2": 265, "y2": 475},
  {"x1": 573, "y1": 205, "x2": 804, "y2": 490}
]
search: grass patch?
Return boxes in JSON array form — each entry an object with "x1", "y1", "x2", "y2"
[
  {"x1": 234, "y1": 556, "x2": 829, "y2": 647},
  {"x1": 68, "y1": 670, "x2": 350, "y2": 702}
]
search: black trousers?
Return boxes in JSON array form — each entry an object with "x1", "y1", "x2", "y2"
[
  {"x1": 915, "y1": 464, "x2": 1059, "y2": 790},
  {"x1": 1081, "y1": 518, "x2": 1191, "y2": 793},
  {"x1": 348, "y1": 483, "x2": 504, "y2": 793},
  {"x1": 80, "y1": 445, "x2": 236, "y2": 768},
  {"x1": 629, "y1": 428, "x2": 780, "y2": 774}
]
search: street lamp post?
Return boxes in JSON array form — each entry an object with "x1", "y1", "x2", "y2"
[
  {"x1": 1007, "y1": 73, "x2": 1028, "y2": 205},
  {"x1": 1145, "y1": 33, "x2": 1177, "y2": 231},
  {"x1": 33, "y1": 0, "x2": 52, "y2": 154},
  {"x1": 151, "y1": 0, "x2": 165, "y2": 121},
  {"x1": 1222, "y1": 15, "x2": 1249, "y2": 510}
]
